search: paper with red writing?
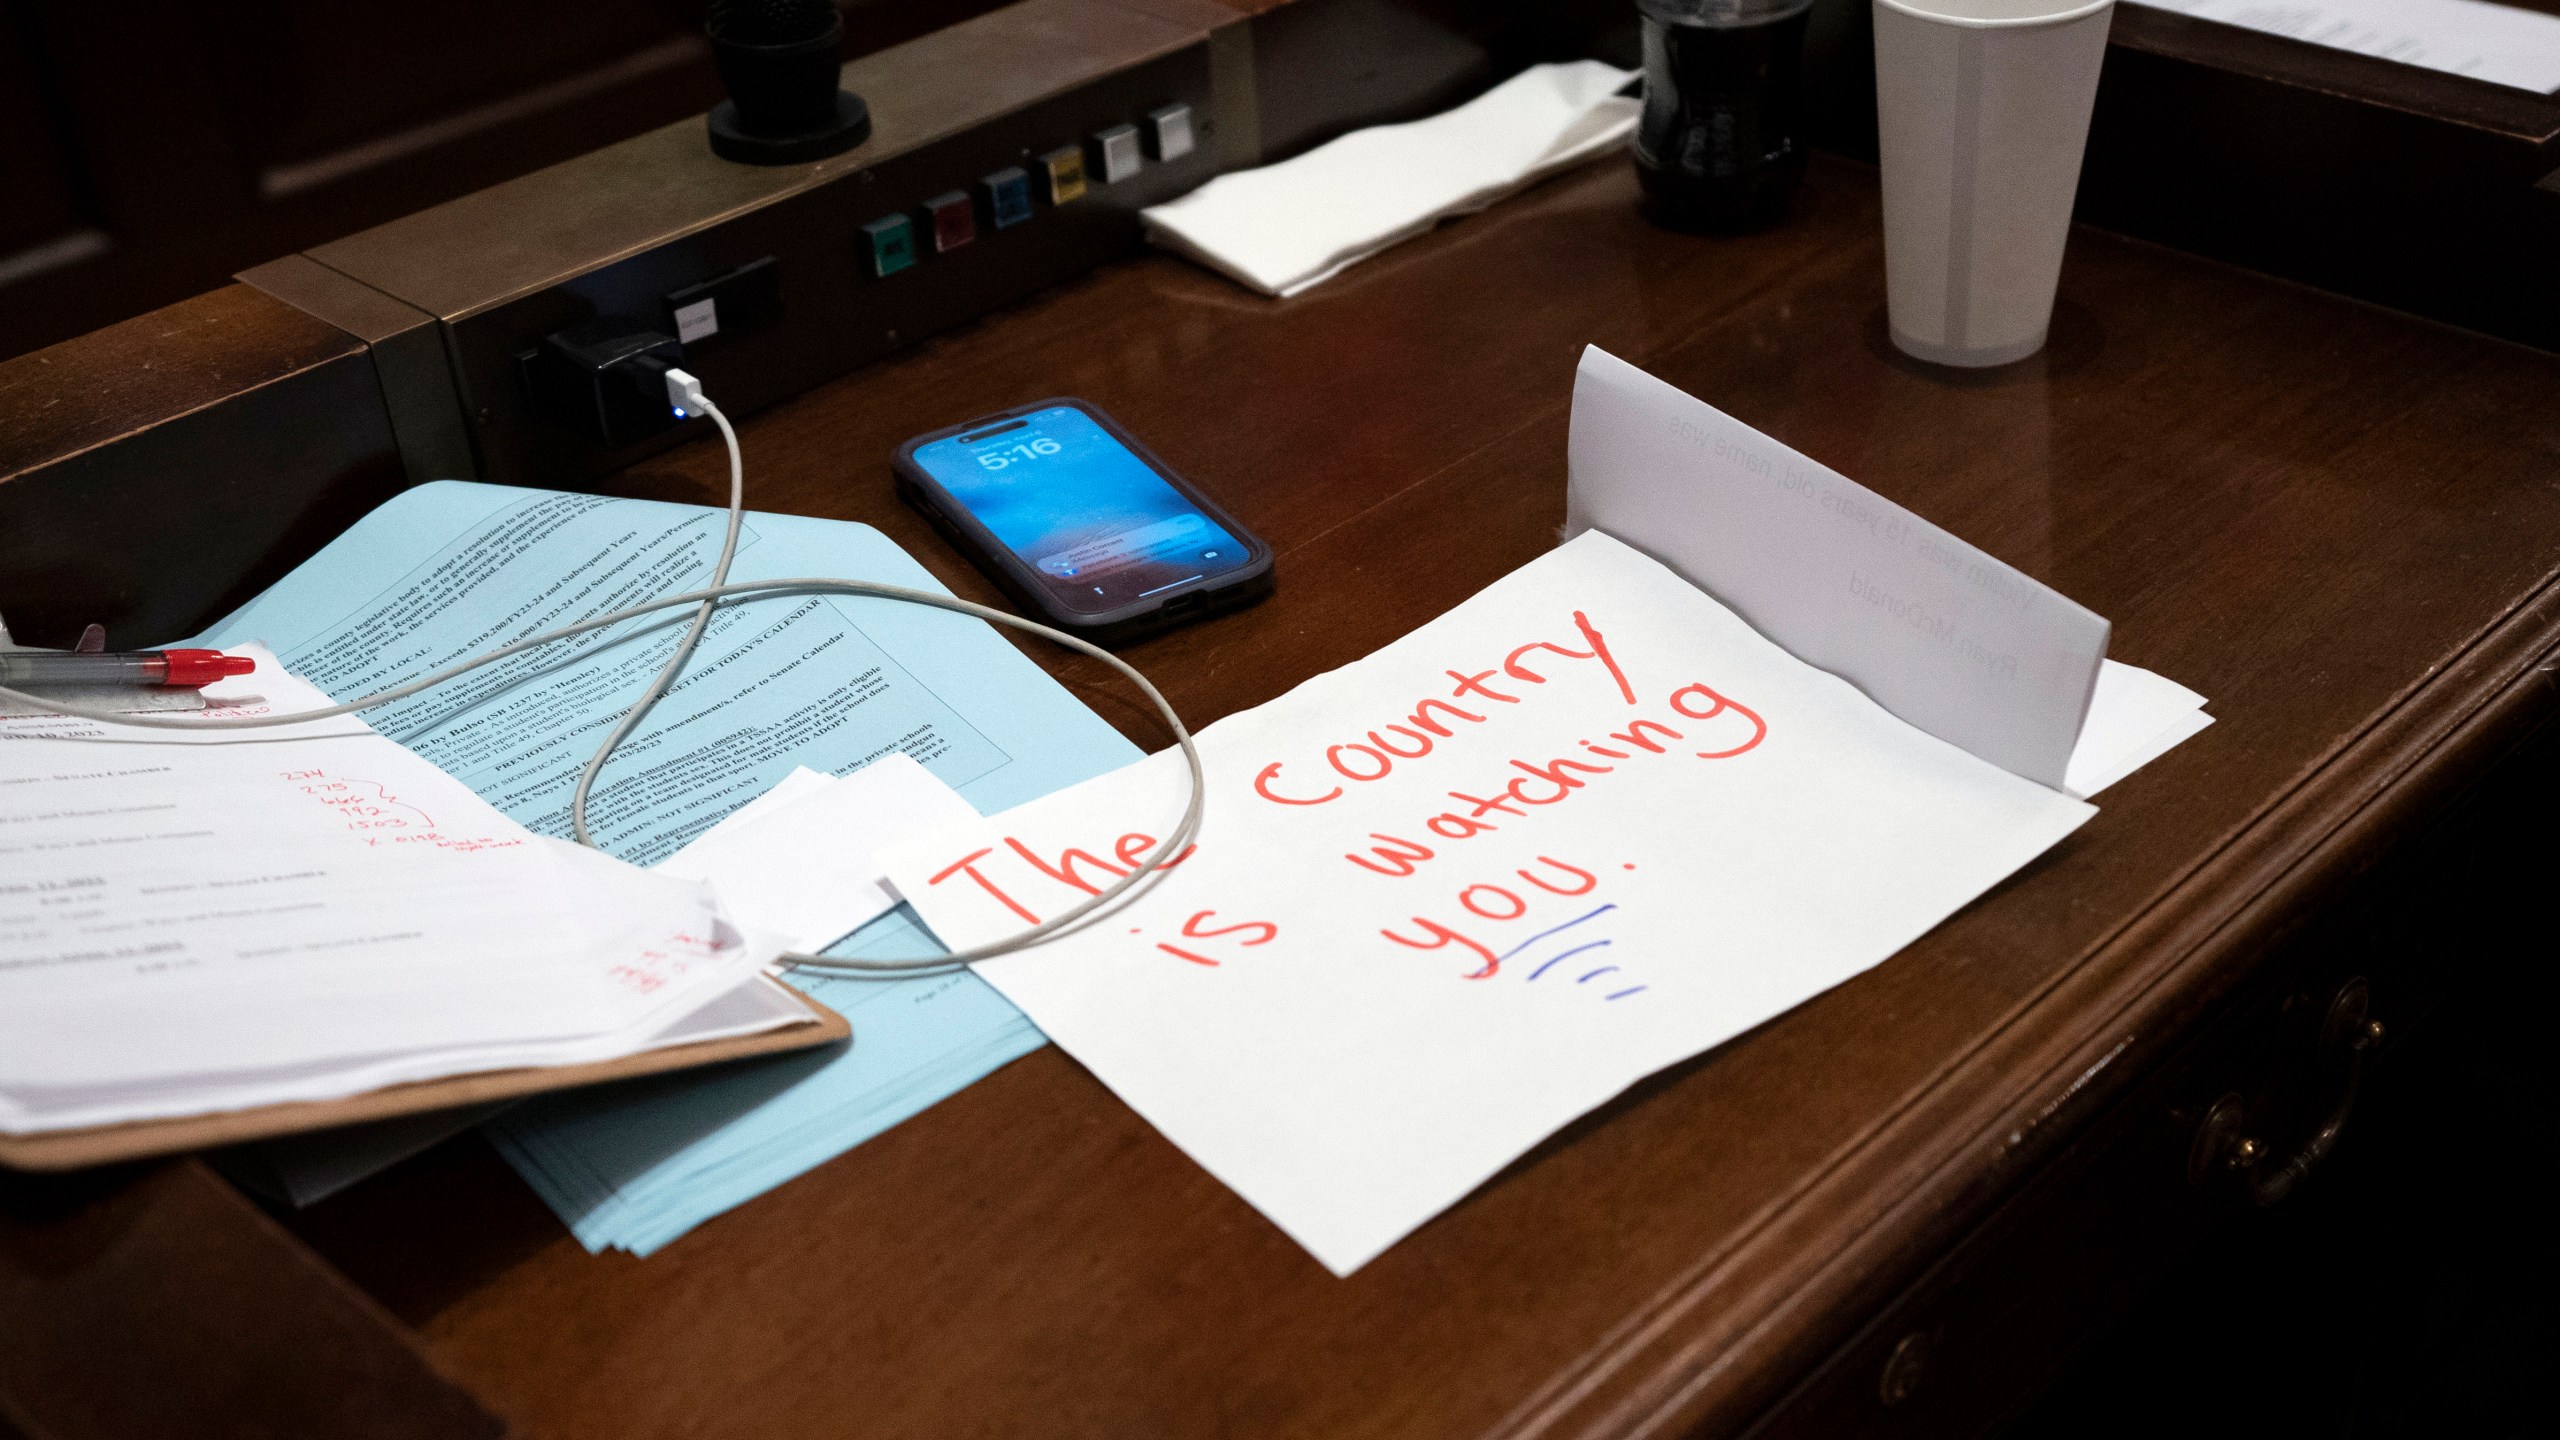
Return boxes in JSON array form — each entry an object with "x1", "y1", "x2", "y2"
[
  {"x1": 0, "y1": 646, "x2": 791, "y2": 1136},
  {"x1": 878, "y1": 533, "x2": 2093, "y2": 1274}
]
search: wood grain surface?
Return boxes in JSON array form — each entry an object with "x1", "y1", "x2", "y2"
[
  {"x1": 248, "y1": 150, "x2": 2560, "y2": 1438},
  {"x1": 0, "y1": 1160, "x2": 505, "y2": 1440},
  {"x1": 0, "y1": 283, "x2": 405, "y2": 648}
]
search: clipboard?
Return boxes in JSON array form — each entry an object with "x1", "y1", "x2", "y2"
[{"x1": 0, "y1": 981, "x2": 849, "y2": 1173}]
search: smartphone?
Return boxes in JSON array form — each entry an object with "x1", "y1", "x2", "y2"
[{"x1": 894, "y1": 399, "x2": 1274, "y2": 644}]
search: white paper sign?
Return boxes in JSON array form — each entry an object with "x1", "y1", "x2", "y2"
[
  {"x1": 879, "y1": 533, "x2": 2093, "y2": 1274},
  {"x1": 1566, "y1": 345, "x2": 2109, "y2": 789}
]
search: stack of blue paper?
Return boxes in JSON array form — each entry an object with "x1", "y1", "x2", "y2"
[
  {"x1": 192, "y1": 482, "x2": 1141, "y2": 1251},
  {"x1": 488, "y1": 912, "x2": 1042, "y2": 1255}
]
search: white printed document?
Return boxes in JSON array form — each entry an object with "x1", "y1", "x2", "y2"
[
  {"x1": 880, "y1": 533, "x2": 2095, "y2": 1274},
  {"x1": 2133, "y1": 0, "x2": 2560, "y2": 93},
  {"x1": 0, "y1": 651, "x2": 789, "y2": 1136}
]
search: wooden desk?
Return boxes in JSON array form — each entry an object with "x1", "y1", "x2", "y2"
[{"x1": 11, "y1": 150, "x2": 2560, "y2": 1437}]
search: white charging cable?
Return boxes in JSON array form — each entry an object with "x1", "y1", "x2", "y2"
[
  {"x1": 566, "y1": 366, "x2": 742, "y2": 849},
  {"x1": 0, "y1": 368, "x2": 1205, "y2": 978}
]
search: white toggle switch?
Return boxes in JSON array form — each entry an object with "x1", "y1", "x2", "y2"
[
  {"x1": 1144, "y1": 103, "x2": 1195, "y2": 163},
  {"x1": 1090, "y1": 124, "x2": 1142, "y2": 184}
]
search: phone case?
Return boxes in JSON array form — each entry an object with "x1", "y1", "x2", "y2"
[{"x1": 893, "y1": 398, "x2": 1275, "y2": 646}]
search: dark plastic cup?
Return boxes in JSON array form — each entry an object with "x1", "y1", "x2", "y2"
[
  {"x1": 1633, "y1": 0, "x2": 1815, "y2": 233},
  {"x1": 708, "y1": 11, "x2": 846, "y2": 137}
]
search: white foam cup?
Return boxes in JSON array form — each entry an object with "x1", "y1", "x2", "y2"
[{"x1": 1873, "y1": 0, "x2": 2113, "y2": 367}]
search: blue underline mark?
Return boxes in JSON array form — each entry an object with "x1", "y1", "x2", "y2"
[
  {"x1": 1574, "y1": 965, "x2": 1621, "y2": 984},
  {"x1": 1605, "y1": 985, "x2": 1648, "y2": 1000},
  {"x1": 1527, "y1": 939, "x2": 1610, "y2": 981},
  {"x1": 1496, "y1": 904, "x2": 1617, "y2": 963}
]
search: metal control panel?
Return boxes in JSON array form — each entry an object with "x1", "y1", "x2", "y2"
[{"x1": 250, "y1": 0, "x2": 1249, "y2": 488}]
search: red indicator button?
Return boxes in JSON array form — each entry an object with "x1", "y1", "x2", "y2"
[{"x1": 924, "y1": 190, "x2": 975, "y2": 253}]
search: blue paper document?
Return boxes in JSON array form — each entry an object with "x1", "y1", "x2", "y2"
[{"x1": 191, "y1": 482, "x2": 1139, "y2": 1251}]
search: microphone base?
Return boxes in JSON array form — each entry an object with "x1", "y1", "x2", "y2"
[{"x1": 707, "y1": 91, "x2": 871, "y2": 165}]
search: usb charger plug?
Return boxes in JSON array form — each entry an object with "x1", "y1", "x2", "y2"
[{"x1": 665, "y1": 367, "x2": 709, "y2": 419}]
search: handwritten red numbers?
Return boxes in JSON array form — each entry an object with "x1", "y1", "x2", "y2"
[{"x1": 282, "y1": 768, "x2": 433, "y2": 838}]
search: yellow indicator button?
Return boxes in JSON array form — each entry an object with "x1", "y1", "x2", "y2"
[{"x1": 1039, "y1": 146, "x2": 1088, "y2": 205}]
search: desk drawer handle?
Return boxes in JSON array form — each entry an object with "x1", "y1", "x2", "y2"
[
  {"x1": 1877, "y1": 1329, "x2": 1931, "y2": 1407},
  {"x1": 2188, "y1": 977, "x2": 2385, "y2": 1206}
]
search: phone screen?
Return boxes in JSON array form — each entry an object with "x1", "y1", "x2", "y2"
[{"x1": 909, "y1": 405, "x2": 1252, "y2": 613}]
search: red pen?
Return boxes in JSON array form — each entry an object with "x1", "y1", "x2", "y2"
[{"x1": 0, "y1": 649, "x2": 256, "y2": 689}]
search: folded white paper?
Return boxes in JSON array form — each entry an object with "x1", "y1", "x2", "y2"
[
  {"x1": 698, "y1": 764, "x2": 838, "y2": 835},
  {"x1": 1143, "y1": 60, "x2": 1638, "y2": 298},
  {"x1": 655, "y1": 754, "x2": 981, "y2": 955},
  {"x1": 1568, "y1": 345, "x2": 2113, "y2": 788},
  {"x1": 883, "y1": 532, "x2": 2094, "y2": 1274},
  {"x1": 2064, "y1": 660, "x2": 2212, "y2": 799}
]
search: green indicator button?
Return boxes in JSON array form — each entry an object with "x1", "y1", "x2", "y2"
[{"x1": 861, "y1": 214, "x2": 916, "y2": 277}]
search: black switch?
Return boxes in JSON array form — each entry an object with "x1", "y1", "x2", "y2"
[
  {"x1": 521, "y1": 321, "x2": 685, "y2": 446},
  {"x1": 663, "y1": 256, "x2": 782, "y2": 349}
]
